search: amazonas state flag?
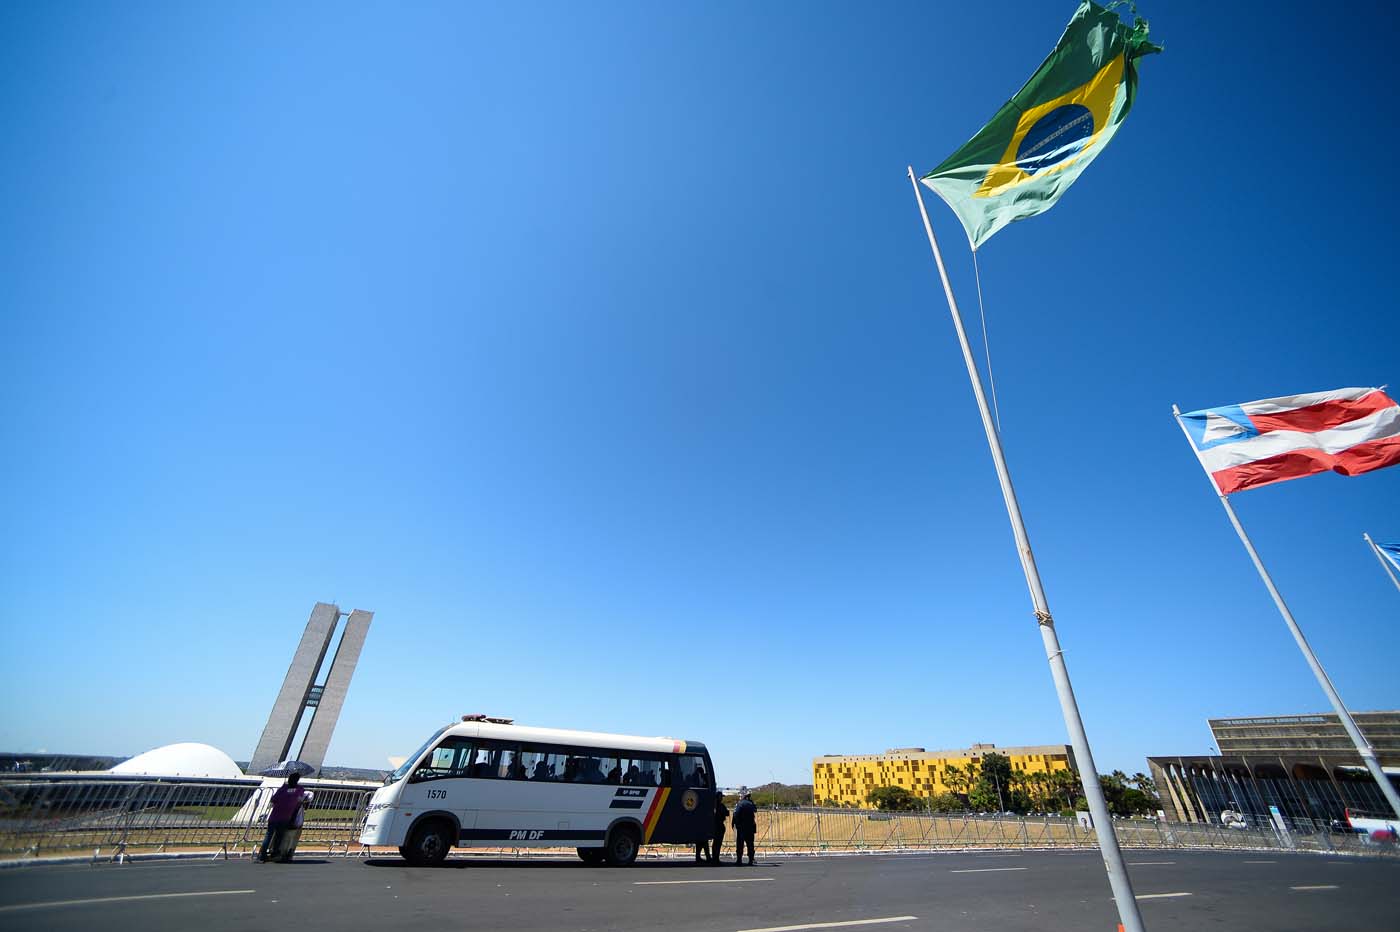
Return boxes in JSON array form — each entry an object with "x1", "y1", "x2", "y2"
[
  {"x1": 922, "y1": 2, "x2": 1160, "y2": 249},
  {"x1": 1180, "y1": 388, "x2": 1400, "y2": 495}
]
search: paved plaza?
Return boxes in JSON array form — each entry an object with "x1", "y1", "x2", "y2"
[{"x1": 1, "y1": 848, "x2": 1396, "y2": 931}]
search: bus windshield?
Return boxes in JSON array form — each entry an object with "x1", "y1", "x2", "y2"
[{"x1": 385, "y1": 725, "x2": 450, "y2": 785}]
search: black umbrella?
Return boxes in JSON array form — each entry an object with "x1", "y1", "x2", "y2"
[{"x1": 258, "y1": 759, "x2": 315, "y2": 778}]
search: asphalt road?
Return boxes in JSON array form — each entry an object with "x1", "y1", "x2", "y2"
[{"x1": 1, "y1": 849, "x2": 1396, "y2": 932}]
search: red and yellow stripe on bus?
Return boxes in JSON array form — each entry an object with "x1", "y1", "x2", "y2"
[
  {"x1": 640, "y1": 742, "x2": 688, "y2": 843},
  {"x1": 642, "y1": 787, "x2": 670, "y2": 842}
]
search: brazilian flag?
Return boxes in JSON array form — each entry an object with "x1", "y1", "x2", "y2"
[{"x1": 921, "y1": 2, "x2": 1161, "y2": 250}]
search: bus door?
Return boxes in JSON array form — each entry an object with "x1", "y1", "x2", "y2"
[
  {"x1": 659, "y1": 752, "x2": 715, "y2": 845},
  {"x1": 402, "y1": 736, "x2": 477, "y2": 838}
]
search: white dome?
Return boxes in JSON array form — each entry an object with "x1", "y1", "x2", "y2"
[{"x1": 110, "y1": 742, "x2": 244, "y2": 779}]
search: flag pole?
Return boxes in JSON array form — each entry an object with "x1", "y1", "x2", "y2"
[
  {"x1": 1173, "y1": 406, "x2": 1400, "y2": 820},
  {"x1": 1363, "y1": 533, "x2": 1400, "y2": 596},
  {"x1": 906, "y1": 167, "x2": 1145, "y2": 932}
]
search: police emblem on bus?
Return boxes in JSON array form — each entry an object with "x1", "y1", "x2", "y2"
[{"x1": 682, "y1": 789, "x2": 699, "y2": 811}]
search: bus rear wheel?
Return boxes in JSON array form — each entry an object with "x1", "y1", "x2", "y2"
[
  {"x1": 577, "y1": 847, "x2": 604, "y2": 865},
  {"x1": 404, "y1": 819, "x2": 453, "y2": 867},
  {"x1": 604, "y1": 824, "x2": 640, "y2": 866}
]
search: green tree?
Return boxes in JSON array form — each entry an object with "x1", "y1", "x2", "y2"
[
  {"x1": 867, "y1": 785, "x2": 922, "y2": 811},
  {"x1": 944, "y1": 764, "x2": 971, "y2": 798},
  {"x1": 970, "y1": 753, "x2": 1022, "y2": 812},
  {"x1": 926, "y1": 792, "x2": 964, "y2": 813},
  {"x1": 1049, "y1": 769, "x2": 1080, "y2": 810},
  {"x1": 1130, "y1": 772, "x2": 1158, "y2": 799}
]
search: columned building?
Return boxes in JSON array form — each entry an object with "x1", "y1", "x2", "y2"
[{"x1": 1148, "y1": 711, "x2": 1400, "y2": 825}]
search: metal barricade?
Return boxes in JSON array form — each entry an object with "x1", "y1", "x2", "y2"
[{"x1": 0, "y1": 777, "x2": 374, "y2": 861}]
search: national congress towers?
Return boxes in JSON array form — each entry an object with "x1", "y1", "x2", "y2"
[{"x1": 248, "y1": 602, "x2": 373, "y2": 775}]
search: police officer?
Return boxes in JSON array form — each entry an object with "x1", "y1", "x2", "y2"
[
  {"x1": 732, "y1": 790, "x2": 757, "y2": 866},
  {"x1": 709, "y1": 793, "x2": 730, "y2": 864}
]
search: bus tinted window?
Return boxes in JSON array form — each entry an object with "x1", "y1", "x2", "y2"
[
  {"x1": 563, "y1": 753, "x2": 616, "y2": 785},
  {"x1": 678, "y1": 754, "x2": 711, "y2": 788},
  {"x1": 520, "y1": 747, "x2": 562, "y2": 781},
  {"x1": 497, "y1": 746, "x2": 526, "y2": 779},
  {"x1": 412, "y1": 737, "x2": 473, "y2": 782},
  {"x1": 620, "y1": 756, "x2": 664, "y2": 786},
  {"x1": 466, "y1": 746, "x2": 499, "y2": 778}
]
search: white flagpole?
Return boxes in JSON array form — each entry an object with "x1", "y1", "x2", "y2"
[
  {"x1": 1172, "y1": 406, "x2": 1400, "y2": 820},
  {"x1": 906, "y1": 167, "x2": 1145, "y2": 932},
  {"x1": 1364, "y1": 533, "x2": 1400, "y2": 596}
]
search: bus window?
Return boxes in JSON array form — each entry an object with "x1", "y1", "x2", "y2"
[
  {"x1": 564, "y1": 753, "x2": 617, "y2": 784},
  {"x1": 466, "y1": 746, "x2": 498, "y2": 778},
  {"x1": 497, "y1": 746, "x2": 526, "y2": 780},
  {"x1": 678, "y1": 754, "x2": 711, "y2": 788},
  {"x1": 411, "y1": 737, "x2": 473, "y2": 782},
  {"x1": 387, "y1": 726, "x2": 449, "y2": 785},
  {"x1": 621, "y1": 756, "x2": 664, "y2": 786},
  {"x1": 520, "y1": 747, "x2": 559, "y2": 781}
]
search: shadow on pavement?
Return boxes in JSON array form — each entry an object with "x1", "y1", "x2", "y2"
[{"x1": 363, "y1": 858, "x2": 781, "y2": 870}]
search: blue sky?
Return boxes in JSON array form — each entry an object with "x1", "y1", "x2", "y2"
[{"x1": 2, "y1": 1, "x2": 1397, "y2": 785}]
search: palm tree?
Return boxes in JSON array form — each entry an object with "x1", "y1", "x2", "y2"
[
  {"x1": 1026, "y1": 771, "x2": 1048, "y2": 809},
  {"x1": 944, "y1": 764, "x2": 970, "y2": 800},
  {"x1": 1050, "y1": 770, "x2": 1079, "y2": 810}
]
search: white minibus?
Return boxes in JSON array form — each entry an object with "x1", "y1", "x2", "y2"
[{"x1": 360, "y1": 716, "x2": 718, "y2": 866}]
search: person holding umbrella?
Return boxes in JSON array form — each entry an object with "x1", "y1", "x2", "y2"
[{"x1": 256, "y1": 763, "x2": 312, "y2": 863}]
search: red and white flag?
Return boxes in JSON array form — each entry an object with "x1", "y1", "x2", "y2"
[{"x1": 1179, "y1": 387, "x2": 1400, "y2": 494}]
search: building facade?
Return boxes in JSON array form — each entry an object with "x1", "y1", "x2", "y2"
[
  {"x1": 1148, "y1": 711, "x2": 1400, "y2": 826},
  {"x1": 813, "y1": 743, "x2": 1074, "y2": 808},
  {"x1": 248, "y1": 603, "x2": 374, "y2": 775}
]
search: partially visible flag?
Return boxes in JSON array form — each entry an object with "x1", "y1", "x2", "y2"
[
  {"x1": 1180, "y1": 388, "x2": 1400, "y2": 494},
  {"x1": 1377, "y1": 540, "x2": 1400, "y2": 575},
  {"x1": 921, "y1": 1, "x2": 1160, "y2": 250}
]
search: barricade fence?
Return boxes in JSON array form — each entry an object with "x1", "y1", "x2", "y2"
[
  {"x1": 1, "y1": 780, "x2": 1392, "y2": 862},
  {"x1": 0, "y1": 777, "x2": 372, "y2": 860},
  {"x1": 747, "y1": 807, "x2": 1389, "y2": 858}
]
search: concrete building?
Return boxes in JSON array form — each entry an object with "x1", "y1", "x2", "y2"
[
  {"x1": 1148, "y1": 710, "x2": 1400, "y2": 825},
  {"x1": 813, "y1": 743, "x2": 1074, "y2": 808},
  {"x1": 248, "y1": 603, "x2": 373, "y2": 775}
]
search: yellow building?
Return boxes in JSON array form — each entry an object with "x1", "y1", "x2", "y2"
[{"x1": 813, "y1": 743, "x2": 1074, "y2": 809}]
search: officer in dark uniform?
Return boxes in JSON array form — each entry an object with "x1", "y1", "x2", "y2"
[
  {"x1": 709, "y1": 793, "x2": 730, "y2": 864},
  {"x1": 732, "y1": 790, "x2": 757, "y2": 865}
]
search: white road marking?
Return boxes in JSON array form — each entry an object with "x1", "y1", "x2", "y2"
[
  {"x1": 735, "y1": 918, "x2": 918, "y2": 932},
  {"x1": 0, "y1": 890, "x2": 255, "y2": 913},
  {"x1": 1290, "y1": 885, "x2": 1339, "y2": 891},
  {"x1": 1135, "y1": 892, "x2": 1192, "y2": 900},
  {"x1": 949, "y1": 867, "x2": 1028, "y2": 873},
  {"x1": 1244, "y1": 860, "x2": 1276, "y2": 864},
  {"x1": 1128, "y1": 861, "x2": 1176, "y2": 865},
  {"x1": 635, "y1": 877, "x2": 774, "y2": 885}
]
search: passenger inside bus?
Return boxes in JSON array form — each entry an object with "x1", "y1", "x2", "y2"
[{"x1": 679, "y1": 755, "x2": 711, "y2": 788}]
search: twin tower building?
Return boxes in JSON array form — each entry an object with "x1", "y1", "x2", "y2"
[{"x1": 248, "y1": 602, "x2": 373, "y2": 775}]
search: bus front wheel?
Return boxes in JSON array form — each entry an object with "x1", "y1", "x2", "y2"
[
  {"x1": 604, "y1": 824, "x2": 640, "y2": 866},
  {"x1": 404, "y1": 819, "x2": 453, "y2": 867},
  {"x1": 577, "y1": 847, "x2": 604, "y2": 865}
]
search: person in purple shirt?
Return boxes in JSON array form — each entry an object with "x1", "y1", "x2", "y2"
[{"x1": 257, "y1": 773, "x2": 309, "y2": 863}]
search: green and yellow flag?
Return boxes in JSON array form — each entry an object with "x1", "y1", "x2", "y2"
[{"x1": 922, "y1": 2, "x2": 1160, "y2": 249}]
